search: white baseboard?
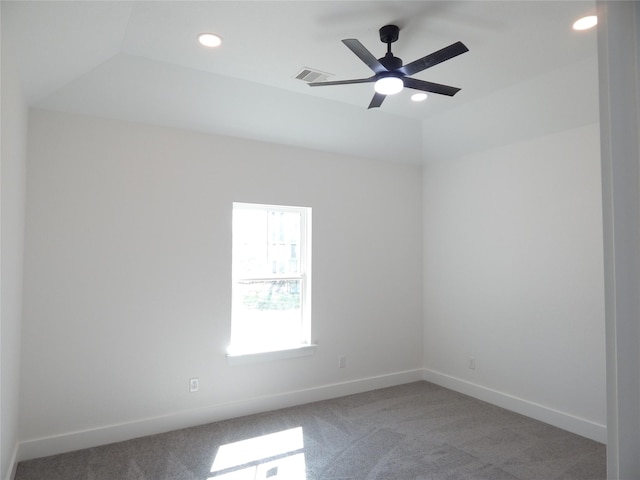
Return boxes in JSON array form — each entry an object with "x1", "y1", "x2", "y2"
[
  {"x1": 4, "y1": 443, "x2": 19, "y2": 480},
  {"x1": 421, "y1": 368, "x2": 607, "y2": 444},
  {"x1": 16, "y1": 369, "x2": 424, "y2": 462},
  {"x1": 15, "y1": 368, "x2": 606, "y2": 464}
]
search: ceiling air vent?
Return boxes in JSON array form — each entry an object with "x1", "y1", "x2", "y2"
[{"x1": 294, "y1": 67, "x2": 332, "y2": 83}]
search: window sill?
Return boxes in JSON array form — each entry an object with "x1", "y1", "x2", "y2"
[{"x1": 226, "y1": 344, "x2": 317, "y2": 367}]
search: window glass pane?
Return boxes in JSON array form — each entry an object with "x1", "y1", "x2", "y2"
[
  {"x1": 233, "y1": 208, "x2": 302, "y2": 278},
  {"x1": 235, "y1": 279, "x2": 301, "y2": 311},
  {"x1": 231, "y1": 279, "x2": 303, "y2": 353}
]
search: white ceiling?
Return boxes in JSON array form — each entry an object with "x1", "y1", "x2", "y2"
[{"x1": 2, "y1": 1, "x2": 599, "y2": 164}]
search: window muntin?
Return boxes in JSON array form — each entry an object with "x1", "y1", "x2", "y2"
[{"x1": 230, "y1": 203, "x2": 311, "y2": 355}]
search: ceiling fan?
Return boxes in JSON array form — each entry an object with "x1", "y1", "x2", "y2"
[{"x1": 309, "y1": 25, "x2": 468, "y2": 109}]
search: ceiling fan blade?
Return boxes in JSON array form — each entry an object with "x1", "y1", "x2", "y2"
[
  {"x1": 308, "y1": 77, "x2": 376, "y2": 87},
  {"x1": 399, "y1": 41, "x2": 468, "y2": 77},
  {"x1": 342, "y1": 39, "x2": 387, "y2": 74},
  {"x1": 368, "y1": 92, "x2": 386, "y2": 109},
  {"x1": 403, "y1": 77, "x2": 461, "y2": 96}
]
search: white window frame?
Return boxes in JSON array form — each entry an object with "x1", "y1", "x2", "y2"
[{"x1": 227, "y1": 202, "x2": 314, "y2": 365}]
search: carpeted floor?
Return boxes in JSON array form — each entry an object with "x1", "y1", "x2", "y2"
[{"x1": 15, "y1": 381, "x2": 606, "y2": 480}]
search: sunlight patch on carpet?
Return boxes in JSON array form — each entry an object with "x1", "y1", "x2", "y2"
[{"x1": 209, "y1": 427, "x2": 306, "y2": 479}]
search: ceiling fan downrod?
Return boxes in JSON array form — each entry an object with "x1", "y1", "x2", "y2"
[{"x1": 378, "y1": 25, "x2": 403, "y2": 70}]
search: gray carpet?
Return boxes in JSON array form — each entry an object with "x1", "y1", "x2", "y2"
[{"x1": 15, "y1": 381, "x2": 605, "y2": 480}]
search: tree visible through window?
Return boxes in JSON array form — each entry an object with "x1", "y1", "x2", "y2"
[{"x1": 230, "y1": 203, "x2": 311, "y2": 355}]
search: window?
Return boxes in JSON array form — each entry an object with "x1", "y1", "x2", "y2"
[{"x1": 229, "y1": 203, "x2": 311, "y2": 357}]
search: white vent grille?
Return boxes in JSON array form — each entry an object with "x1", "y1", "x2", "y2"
[{"x1": 294, "y1": 67, "x2": 331, "y2": 83}]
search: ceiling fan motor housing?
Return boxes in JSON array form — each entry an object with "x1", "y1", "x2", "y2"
[{"x1": 380, "y1": 54, "x2": 403, "y2": 71}]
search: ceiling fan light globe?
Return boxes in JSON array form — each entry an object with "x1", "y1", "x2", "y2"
[{"x1": 374, "y1": 77, "x2": 403, "y2": 95}]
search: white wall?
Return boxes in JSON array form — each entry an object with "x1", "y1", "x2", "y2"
[
  {"x1": 423, "y1": 122, "x2": 606, "y2": 441},
  {"x1": 1, "y1": 25, "x2": 28, "y2": 480},
  {"x1": 19, "y1": 109, "x2": 423, "y2": 457}
]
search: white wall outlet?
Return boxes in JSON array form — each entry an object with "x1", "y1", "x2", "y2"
[
  {"x1": 467, "y1": 357, "x2": 476, "y2": 370},
  {"x1": 339, "y1": 355, "x2": 347, "y2": 368},
  {"x1": 189, "y1": 377, "x2": 199, "y2": 392}
]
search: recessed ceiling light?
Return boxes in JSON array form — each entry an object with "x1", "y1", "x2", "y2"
[
  {"x1": 573, "y1": 15, "x2": 597, "y2": 30},
  {"x1": 198, "y1": 33, "x2": 223, "y2": 48},
  {"x1": 411, "y1": 93, "x2": 428, "y2": 102}
]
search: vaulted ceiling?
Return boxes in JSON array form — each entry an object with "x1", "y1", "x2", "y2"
[{"x1": 2, "y1": 1, "x2": 599, "y2": 164}]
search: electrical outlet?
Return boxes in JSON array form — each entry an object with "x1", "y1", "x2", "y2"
[
  {"x1": 189, "y1": 377, "x2": 199, "y2": 393},
  {"x1": 339, "y1": 355, "x2": 347, "y2": 368}
]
